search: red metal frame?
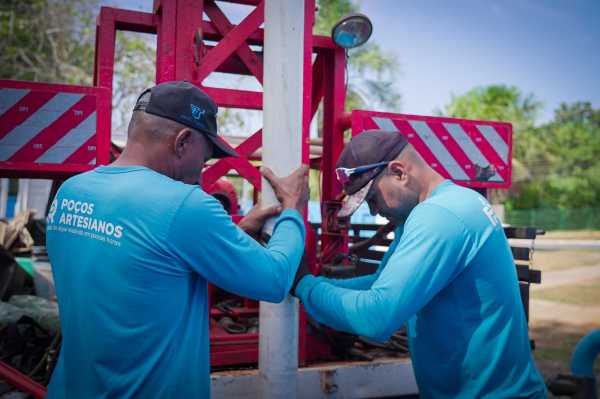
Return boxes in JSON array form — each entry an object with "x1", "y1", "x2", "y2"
[
  {"x1": 0, "y1": 0, "x2": 343, "y2": 370},
  {"x1": 0, "y1": 361, "x2": 46, "y2": 399},
  {"x1": 0, "y1": 0, "x2": 517, "y2": 382}
]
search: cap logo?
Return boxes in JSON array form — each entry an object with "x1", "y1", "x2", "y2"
[{"x1": 191, "y1": 104, "x2": 205, "y2": 120}]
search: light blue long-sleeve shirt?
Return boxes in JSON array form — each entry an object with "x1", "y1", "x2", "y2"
[
  {"x1": 296, "y1": 180, "x2": 546, "y2": 398},
  {"x1": 46, "y1": 165, "x2": 305, "y2": 399}
]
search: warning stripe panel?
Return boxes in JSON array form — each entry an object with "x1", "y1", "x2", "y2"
[
  {"x1": 0, "y1": 89, "x2": 29, "y2": 114},
  {"x1": 373, "y1": 117, "x2": 452, "y2": 181},
  {"x1": 476, "y1": 124, "x2": 508, "y2": 164},
  {"x1": 36, "y1": 112, "x2": 97, "y2": 164},
  {"x1": 9, "y1": 95, "x2": 97, "y2": 163},
  {"x1": 408, "y1": 120, "x2": 470, "y2": 181},
  {"x1": 428, "y1": 121, "x2": 475, "y2": 180},
  {"x1": 64, "y1": 134, "x2": 97, "y2": 165},
  {"x1": 0, "y1": 93, "x2": 83, "y2": 161},
  {"x1": 354, "y1": 110, "x2": 513, "y2": 188},
  {"x1": 0, "y1": 90, "x2": 55, "y2": 140},
  {"x1": 0, "y1": 80, "x2": 111, "y2": 178},
  {"x1": 462, "y1": 123, "x2": 509, "y2": 181},
  {"x1": 443, "y1": 122, "x2": 503, "y2": 182}
]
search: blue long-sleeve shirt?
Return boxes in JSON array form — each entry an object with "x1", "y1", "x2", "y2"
[
  {"x1": 46, "y1": 165, "x2": 305, "y2": 399},
  {"x1": 296, "y1": 180, "x2": 546, "y2": 398}
]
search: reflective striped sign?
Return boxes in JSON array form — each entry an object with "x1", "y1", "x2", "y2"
[
  {"x1": 0, "y1": 80, "x2": 110, "y2": 177},
  {"x1": 352, "y1": 110, "x2": 513, "y2": 188}
]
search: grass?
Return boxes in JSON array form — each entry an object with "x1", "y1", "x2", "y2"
[
  {"x1": 531, "y1": 249, "x2": 600, "y2": 271},
  {"x1": 531, "y1": 279, "x2": 600, "y2": 306},
  {"x1": 530, "y1": 321, "x2": 600, "y2": 398}
]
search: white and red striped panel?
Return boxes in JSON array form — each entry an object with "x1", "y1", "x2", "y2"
[
  {"x1": 0, "y1": 80, "x2": 110, "y2": 177},
  {"x1": 352, "y1": 110, "x2": 513, "y2": 188}
]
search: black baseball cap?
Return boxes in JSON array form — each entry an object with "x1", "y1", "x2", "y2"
[
  {"x1": 134, "y1": 81, "x2": 239, "y2": 158},
  {"x1": 337, "y1": 130, "x2": 408, "y2": 217}
]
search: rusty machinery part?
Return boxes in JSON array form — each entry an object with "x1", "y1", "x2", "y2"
[
  {"x1": 0, "y1": 315, "x2": 60, "y2": 390},
  {"x1": 305, "y1": 315, "x2": 409, "y2": 362},
  {"x1": 204, "y1": 179, "x2": 239, "y2": 215}
]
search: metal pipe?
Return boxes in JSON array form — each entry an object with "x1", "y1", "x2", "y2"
[
  {"x1": 571, "y1": 328, "x2": 600, "y2": 378},
  {"x1": 259, "y1": 0, "x2": 306, "y2": 398},
  {"x1": 0, "y1": 361, "x2": 47, "y2": 399}
]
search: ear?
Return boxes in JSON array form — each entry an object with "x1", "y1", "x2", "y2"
[
  {"x1": 388, "y1": 160, "x2": 408, "y2": 181},
  {"x1": 173, "y1": 128, "x2": 192, "y2": 158}
]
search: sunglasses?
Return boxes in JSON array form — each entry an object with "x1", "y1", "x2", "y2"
[{"x1": 335, "y1": 161, "x2": 390, "y2": 184}]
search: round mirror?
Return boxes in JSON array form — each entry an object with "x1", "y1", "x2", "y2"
[{"x1": 331, "y1": 13, "x2": 373, "y2": 49}]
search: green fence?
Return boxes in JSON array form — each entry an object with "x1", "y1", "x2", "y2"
[{"x1": 505, "y1": 208, "x2": 600, "y2": 230}]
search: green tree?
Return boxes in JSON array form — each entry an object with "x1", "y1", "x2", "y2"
[
  {"x1": 315, "y1": 0, "x2": 401, "y2": 112},
  {"x1": 443, "y1": 86, "x2": 600, "y2": 210},
  {"x1": 0, "y1": 0, "x2": 156, "y2": 141},
  {"x1": 0, "y1": 0, "x2": 95, "y2": 84},
  {"x1": 441, "y1": 85, "x2": 543, "y2": 202},
  {"x1": 528, "y1": 104, "x2": 600, "y2": 208}
]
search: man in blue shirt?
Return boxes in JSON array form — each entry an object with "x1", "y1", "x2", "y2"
[
  {"x1": 46, "y1": 81, "x2": 308, "y2": 398},
  {"x1": 292, "y1": 130, "x2": 547, "y2": 398}
]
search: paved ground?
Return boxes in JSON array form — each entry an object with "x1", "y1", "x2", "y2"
[
  {"x1": 530, "y1": 264, "x2": 600, "y2": 326},
  {"x1": 531, "y1": 299, "x2": 600, "y2": 326},
  {"x1": 510, "y1": 238, "x2": 600, "y2": 250},
  {"x1": 532, "y1": 264, "x2": 600, "y2": 289}
]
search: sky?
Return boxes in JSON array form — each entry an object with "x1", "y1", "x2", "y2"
[{"x1": 104, "y1": 0, "x2": 600, "y2": 125}]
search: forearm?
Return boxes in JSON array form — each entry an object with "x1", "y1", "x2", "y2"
[
  {"x1": 296, "y1": 275, "x2": 396, "y2": 341},
  {"x1": 309, "y1": 274, "x2": 377, "y2": 290}
]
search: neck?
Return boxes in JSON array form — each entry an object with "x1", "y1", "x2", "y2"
[
  {"x1": 418, "y1": 170, "x2": 446, "y2": 203},
  {"x1": 112, "y1": 141, "x2": 175, "y2": 179}
]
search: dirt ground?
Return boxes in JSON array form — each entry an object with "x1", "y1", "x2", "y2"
[
  {"x1": 530, "y1": 321, "x2": 599, "y2": 398},
  {"x1": 527, "y1": 234, "x2": 600, "y2": 398}
]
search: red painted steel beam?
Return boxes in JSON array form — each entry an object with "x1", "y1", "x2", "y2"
[
  {"x1": 0, "y1": 361, "x2": 46, "y2": 399},
  {"x1": 319, "y1": 47, "x2": 348, "y2": 265},
  {"x1": 95, "y1": 7, "x2": 117, "y2": 90},
  {"x1": 310, "y1": 54, "x2": 325, "y2": 118},
  {"x1": 201, "y1": 20, "x2": 336, "y2": 51},
  {"x1": 204, "y1": 0, "x2": 263, "y2": 83},
  {"x1": 197, "y1": 1, "x2": 264, "y2": 83},
  {"x1": 155, "y1": 0, "x2": 177, "y2": 81},
  {"x1": 111, "y1": 8, "x2": 157, "y2": 33},
  {"x1": 217, "y1": 0, "x2": 262, "y2": 5},
  {"x1": 202, "y1": 130, "x2": 262, "y2": 188},
  {"x1": 207, "y1": 46, "x2": 264, "y2": 75},
  {"x1": 321, "y1": 48, "x2": 346, "y2": 201},
  {"x1": 200, "y1": 86, "x2": 262, "y2": 110},
  {"x1": 175, "y1": 0, "x2": 204, "y2": 81}
]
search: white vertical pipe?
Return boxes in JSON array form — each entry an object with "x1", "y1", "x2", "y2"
[
  {"x1": 259, "y1": 0, "x2": 305, "y2": 398},
  {"x1": 0, "y1": 179, "x2": 9, "y2": 218}
]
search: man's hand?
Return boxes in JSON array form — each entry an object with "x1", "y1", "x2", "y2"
[
  {"x1": 261, "y1": 165, "x2": 309, "y2": 213},
  {"x1": 238, "y1": 204, "x2": 282, "y2": 238},
  {"x1": 290, "y1": 255, "x2": 310, "y2": 297}
]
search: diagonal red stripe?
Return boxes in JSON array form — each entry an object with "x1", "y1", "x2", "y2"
[
  {"x1": 428, "y1": 122, "x2": 475, "y2": 180},
  {"x1": 63, "y1": 135, "x2": 96, "y2": 164},
  {"x1": 0, "y1": 91, "x2": 56, "y2": 140},
  {"x1": 8, "y1": 95, "x2": 96, "y2": 162},
  {"x1": 462, "y1": 124, "x2": 510, "y2": 181},
  {"x1": 389, "y1": 118, "x2": 453, "y2": 180},
  {"x1": 197, "y1": 1, "x2": 264, "y2": 82},
  {"x1": 202, "y1": 130, "x2": 262, "y2": 188},
  {"x1": 205, "y1": 1, "x2": 263, "y2": 84},
  {"x1": 363, "y1": 116, "x2": 379, "y2": 131}
]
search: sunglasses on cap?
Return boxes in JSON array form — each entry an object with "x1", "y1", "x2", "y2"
[{"x1": 335, "y1": 161, "x2": 390, "y2": 185}]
